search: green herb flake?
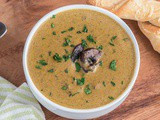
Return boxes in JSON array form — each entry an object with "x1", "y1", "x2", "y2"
[
  {"x1": 70, "y1": 92, "x2": 79, "y2": 97},
  {"x1": 68, "y1": 35, "x2": 72, "y2": 38},
  {"x1": 68, "y1": 27, "x2": 74, "y2": 31},
  {"x1": 81, "y1": 39, "x2": 87, "y2": 48},
  {"x1": 35, "y1": 65, "x2": 41, "y2": 69},
  {"x1": 62, "y1": 54, "x2": 70, "y2": 62},
  {"x1": 64, "y1": 49, "x2": 69, "y2": 54},
  {"x1": 52, "y1": 15, "x2": 56, "y2": 18},
  {"x1": 70, "y1": 44, "x2": 75, "y2": 47},
  {"x1": 38, "y1": 60, "x2": 48, "y2": 66},
  {"x1": 49, "y1": 92, "x2": 52, "y2": 96},
  {"x1": 61, "y1": 30, "x2": 67, "y2": 34},
  {"x1": 52, "y1": 31, "x2": 56, "y2": 35},
  {"x1": 77, "y1": 31, "x2": 82, "y2": 34},
  {"x1": 86, "y1": 100, "x2": 89, "y2": 103},
  {"x1": 121, "y1": 81, "x2": 124, "y2": 85},
  {"x1": 108, "y1": 96, "x2": 114, "y2": 100},
  {"x1": 77, "y1": 77, "x2": 85, "y2": 86},
  {"x1": 102, "y1": 81, "x2": 106, "y2": 87},
  {"x1": 99, "y1": 61, "x2": 103, "y2": 66},
  {"x1": 84, "y1": 84, "x2": 92, "y2": 95},
  {"x1": 87, "y1": 35, "x2": 96, "y2": 44},
  {"x1": 48, "y1": 69, "x2": 54, "y2": 73},
  {"x1": 61, "y1": 85, "x2": 68, "y2": 90},
  {"x1": 110, "y1": 60, "x2": 116, "y2": 71},
  {"x1": 64, "y1": 68, "x2": 68, "y2": 73},
  {"x1": 97, "y1": 45, "x2": 103, "y2": 50},
  {"x1": 75, "y1": 62, "x2": 81, "y2": 72},
  {"x1": 42, "y1": 38, "x2": 45, "y2": 40},
  {"x1": 82, "y1": 25, "x2": 88, "y2": 33},
  {"x1": 109, "y1": 36, "x2": 117, "y2": 46},
  {"x1": 111, "y1": 81, "x2": 116, "y2": 86},
  {"x1": 63, "y1": 38, "x2": 71, "y2": 46},
  {"x1": 51, "y1": 23, "x2": 55, "y2": 28},
  {"x1": 123, "y1": 38, "x2": 128, "y2": 41},
  {"x1": 48, "y1": 51, "x2": 52, "y2": 56},
  {"x1": 53, "y1": 53, "x2": 62, "y2": 62}
]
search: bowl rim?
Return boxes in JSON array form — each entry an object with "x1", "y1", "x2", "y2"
[{"x1": 23, "y1": 4, "x2": 140, "y2": 113}]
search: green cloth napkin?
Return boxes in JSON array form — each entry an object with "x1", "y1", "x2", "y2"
[{"x1": 0, "y1": 76, "x2": 45, "y2": 120}]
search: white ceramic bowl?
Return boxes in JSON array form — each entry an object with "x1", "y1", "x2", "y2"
[{"x1": 23, "y1": 5, "x2": 140, "y2": 119}]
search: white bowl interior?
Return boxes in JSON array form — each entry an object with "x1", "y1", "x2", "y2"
[{"x1": 23, "y1": 4, "x2": 140, "y2": 114}]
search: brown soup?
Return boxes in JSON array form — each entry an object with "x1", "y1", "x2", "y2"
[{"x1": 28, "y1": 9, "x2": 135, "y2": 109}]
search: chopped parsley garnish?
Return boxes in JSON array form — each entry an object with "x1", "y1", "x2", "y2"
[
  {"x1": 109, "y1": 36, "x2": 117, "y2": 46},
  {"x1": 70, "y1": 44, "x2": 75, "y2": 47},
  {"x1": 53, "y1": 53, "x2": 62, "y2": 62},
  {"x1": 108, "y1": 96, "x2": 114, "y2": 100},
  {"x1": 87, "y1": 35, "x2": 96, "y2": 44},
  {"x1": 75, "y1": 62, "x2": 81, "y2": 72},
  {"x1": 38, "y1": 60, "x2": 48, "y2": 66},
  {"x1": 81, "y1": 39, "x2": 87, "y2": 48},
  {"x1": 123, "y1": 38, "x2": 128, "y2": 41},
  {"x1": 64, "y1": 49, "x2": 69, "y2": 54},
  {"x1": 84, "y1": 84, "x2": 92, "y2": 95},
  {"x1": 48, "y1": 69, "x2": 54, "y2": 73},
  {"x1": 42, "y1": 38, "x2": 45, "y2": 40},
  {"x1": 61, "y1": 85, "x2": 68, "y2": 90},
  {"x1": 61, "y1": 30, "x2": 67, "y2": 34},
  {"x1": 52, "y1": 15, "x2": 56, "y2": 18},
  {"x1": 49, "y1": 92, "x2": 52, "y2": 96},
  {"x1": 35, "y1": 65, "x2": 41, "y2": 69},
  {"x1": 63, "y1": 38, "x2": 71, "y2": 46},
  {"x1": 97, "y1": 45, "x2": 103, "y2": 50},
  {"x1": 76, "y1": 77, "x2": 85, "y2": 86},
  {"x1": 110, "y1": 60, "x2": 116, "y2": 71},
  {"x1": 99, "y1": 61, "x2": 103, "y2": 66},
  {"x1": 111, "y1": 81, "x2": 116, "y2": 86},
  {"x1": 62, "y1": 54, "x2": 70, "y2": 62},
  {"x1": 102, "y1": 81, "x2": 106, "y2": 87},
  {"x1": 48, "y1": 51, "x2": 52, "y2": 56},
  {"x1": 64, "y1": 68, "x2": 68, "y2": 73},
  {"x1": 68, "y1": 27, "x2": 74, "y2": 31},
  {"x1": 82, "y1": 25, "x2": 88, "y2": 33},
  {"x1": 70, "y1": 92, "x2": 79, "y2": 97},
  {"x1": 39, "y1": 54, "x2": 43, "y2": 58},
  {"x1": 68, "y1": 35, "x2": 72, "y2": 38},
  {"x1": 52, "y1": 31, "x2": 56, "y2": 35},
  {"x1": 121, "y1": 81, "x2": 124, "y2": 85},
  {"x1": 77, "y1": 31, "x2": 82, "y2": 34},
  {"x1": 51, "y1": 23, "x2": 55, "y2": 28}
]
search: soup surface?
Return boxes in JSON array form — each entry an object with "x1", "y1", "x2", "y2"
[{"x1": 28, "y1": 9, "x2": 136, "y2": 109}]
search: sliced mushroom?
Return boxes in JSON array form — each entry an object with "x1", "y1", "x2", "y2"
[
  {"x1": 79, "y1": 48, "x2": 103, "y2": 72},
  {"x1": 71, "y1": 44, "x2": 84, "y2": 62}
]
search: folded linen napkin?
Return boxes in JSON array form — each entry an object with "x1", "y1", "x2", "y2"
[{"x1": 0, "y1": 76, "x2": 45, "y2": 120}]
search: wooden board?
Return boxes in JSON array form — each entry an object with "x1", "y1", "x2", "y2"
[{"x1": 0, "y1": 0, "x2": 160, "y2": 119}]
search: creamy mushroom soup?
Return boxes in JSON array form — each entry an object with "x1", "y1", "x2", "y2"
[{"x1": 28, "y1": 9, "x2": 136, "y2": 109}]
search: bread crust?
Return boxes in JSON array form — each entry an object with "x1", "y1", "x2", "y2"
[
  {"x1": 138, "y1": 22, "x2": 160, "y2": 53},
  {"x1": 87, "y1": 0, "x2": 160, "y2": 21}
]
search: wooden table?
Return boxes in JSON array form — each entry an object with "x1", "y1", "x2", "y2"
[{"x1": 0, "y1": 0, "x2": 160, "y2": 119}]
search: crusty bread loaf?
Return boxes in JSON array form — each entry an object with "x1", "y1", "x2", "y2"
[
  {"x1": 138, "y1": 22, "x2": 160, "y2": 53},
  {"x1": 87, "y1": 0, "x2": 160, "y2": 21}
]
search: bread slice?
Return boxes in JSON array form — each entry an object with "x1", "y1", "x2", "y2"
[
  {"x1": 138, "y1": 22, "x2": 160, "y2": 53},
  {"x1": 87, "y1": 0, "x2": 160, "y2": 21}
]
